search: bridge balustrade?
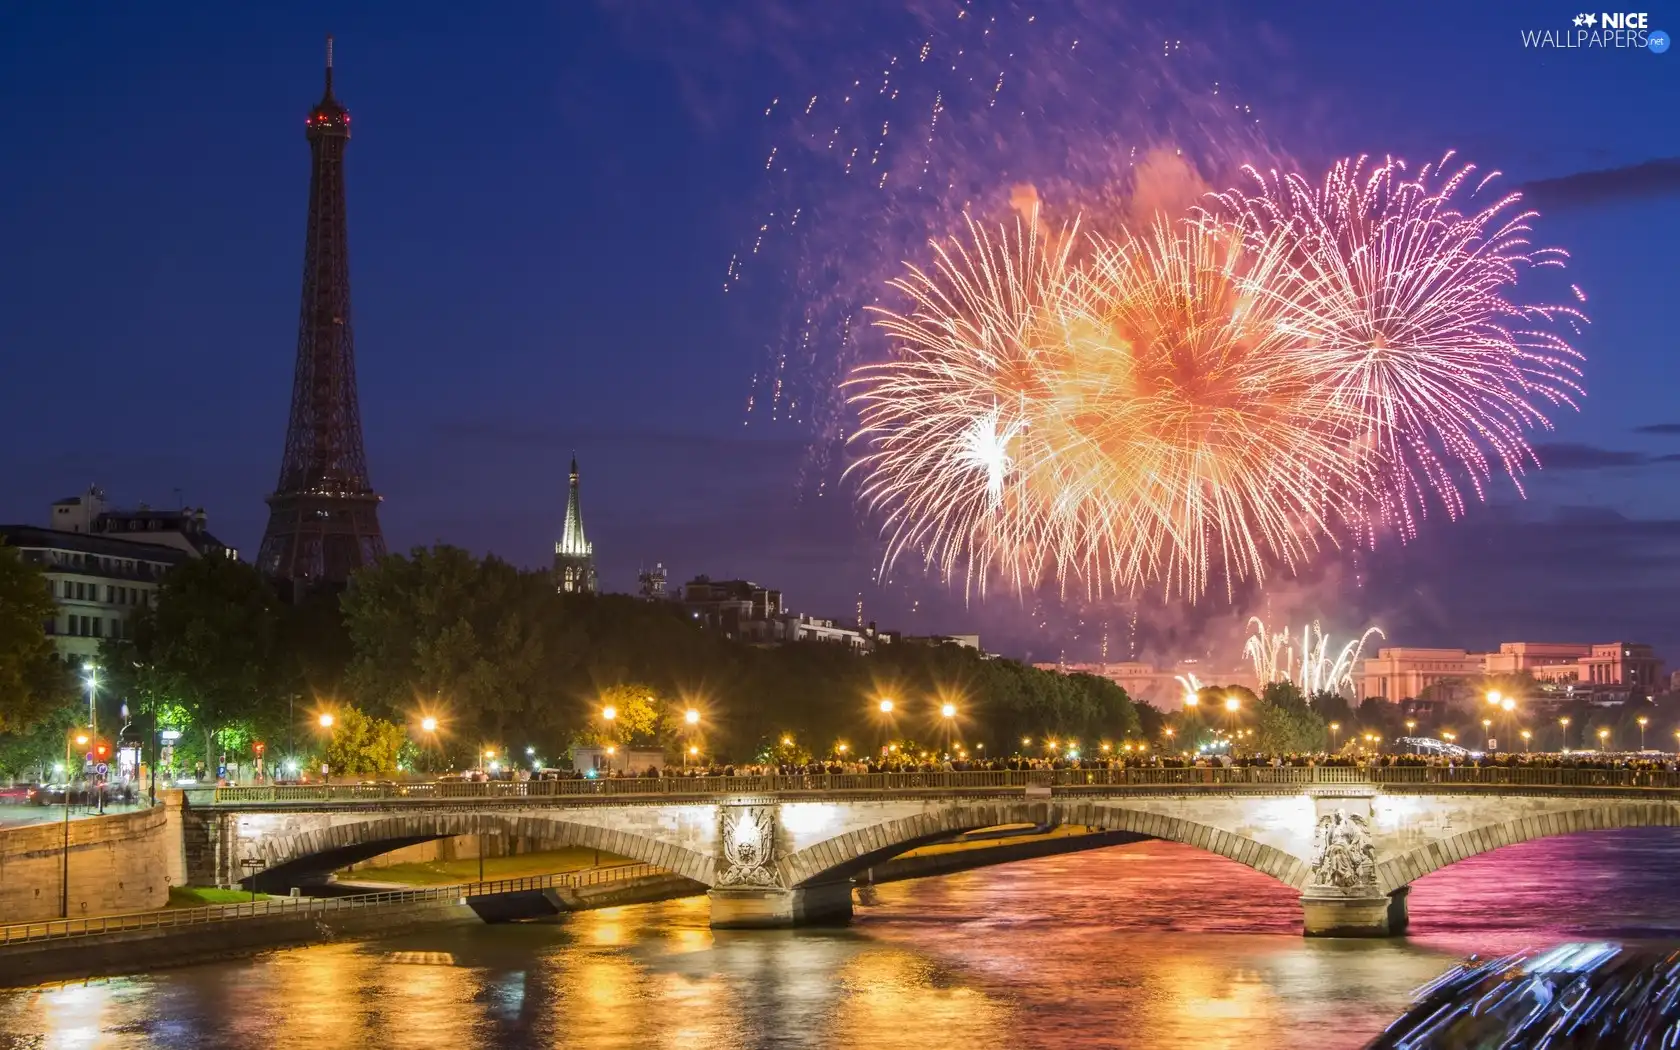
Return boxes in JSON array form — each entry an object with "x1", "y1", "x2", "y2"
[{"x1": 203, "y1": 764, "x2": 1680, "y2": 805}]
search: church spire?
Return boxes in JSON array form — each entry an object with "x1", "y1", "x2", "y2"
[{"x1": 554, "y1": 454, "x2": 597, "y2": 593}]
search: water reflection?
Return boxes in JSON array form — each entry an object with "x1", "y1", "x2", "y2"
[{"x1": 2, "y1": 829, "x2": 1678, "y2": 1049}]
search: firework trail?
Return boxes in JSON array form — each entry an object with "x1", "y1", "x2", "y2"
[
  {"x1": 848, "y1": 156, "x2": 1586, "y2": 602},
  {"x1": 1243, "y1": 618, "x2": 1385, "y2": 696}
]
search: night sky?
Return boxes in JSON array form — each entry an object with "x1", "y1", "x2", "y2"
[{"x1": 1, "y1": 2, "x2": 1676, "y2": 664}]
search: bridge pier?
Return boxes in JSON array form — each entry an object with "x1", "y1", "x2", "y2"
[
  {"x1": 708, "y1": 882, "x2": 854, "y2": 929},
  {"x1": 1300, "y1": 886, "x2": 1409, "y2": 937}
]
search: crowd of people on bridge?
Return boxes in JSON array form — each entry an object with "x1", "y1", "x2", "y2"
[{"x1": 556, "y1": 748, "x2": 1680, "y2": 781}]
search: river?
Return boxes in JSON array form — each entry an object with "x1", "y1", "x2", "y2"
[{"x1": 3, "y1": 828, "x2": 1677, "y2": 1049}]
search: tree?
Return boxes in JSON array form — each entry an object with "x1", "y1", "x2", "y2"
[
  {"x1": 575, "y1": 684, "x2": 663, "y2": 749},
  {"x1": 0, "y1": 542, "x2": 74, "y2": 733},
  {"x1": 1253, "y1": 696, "x2": 1329, "y2": 753},
  {"x1": 342, "y1": 546, "x2": 559, "y2": 746},
  {"x1": 322, "y1": 705, "x2": 406, "y2": 776},
  {"x1": 135, "y1": 557, "x2": 285, "y2": 774}
]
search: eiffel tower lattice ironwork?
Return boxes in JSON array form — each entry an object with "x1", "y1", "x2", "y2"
[{"x1": 258, "y1": 35, "x2": 386, "y2": 590}]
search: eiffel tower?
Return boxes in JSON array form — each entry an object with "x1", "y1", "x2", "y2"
[{"x1": 257, "y1": 36, "x2": 386, "y2": 591}]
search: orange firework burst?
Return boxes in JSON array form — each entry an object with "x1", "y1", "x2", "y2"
[{"x1": 848, "y1": 154, "x2": 1587, "y2": 602}]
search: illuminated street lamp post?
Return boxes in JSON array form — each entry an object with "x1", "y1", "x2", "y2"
[
  {"x1": 1637, "y1": 716, "x2": 1649, "y2": 751},
  {"x1": 1405, "y1": 719, "x2": 1417, "y2": 754},
  {"x1": 418, "y1": 716, "x2": 439, "y2": 774},
  {"x1": 62, "y1": 728, "x2": 90, "y2": 918},
  {"x1": 601, "y1": 705, "x2": 617, "y2": 774},
  {"x1": 1520, "y1": 729, "x2": 1532, "y2": 753},
  {"x1": 1598, "y1": 727, "x2": 1611, "y2": 751},
  {"x1": 317, "y1": 712, "x2": 335, "y2": 781},
  {"x1": 1329, "y1": 722, "x2": 1340, "y2": 751},
  {"x1": 1482, "y1": 718, "x2": 1494, "y2": 751},
  {"x1": 1559, "y1": 716, "x2": 1571, "y2": 752}
]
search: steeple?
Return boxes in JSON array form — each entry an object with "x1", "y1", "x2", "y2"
[{"x1": 554, "y1": 453, "x2": 597, "y2": 594}]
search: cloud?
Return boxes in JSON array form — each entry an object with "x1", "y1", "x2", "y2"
[
  {"x1": 1532, "y1": 441, "x2": 1656, "y2": 470},
  {"x1": 1519, "y1": 157, "x2": 1680, "y2": 211},
  {"x1": 1634, "y1": 423, "x2": 1680, "y2": 436}
]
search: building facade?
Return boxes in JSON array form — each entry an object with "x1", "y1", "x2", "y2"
[
  {"x1": 0, "y1": 526, "x2": 188, "y2": 660},
  {"x1": 51, "y1": 486, "x2": 237, "y2": 560},
  {"x1": 1357, "y1": 642, "x2": 1665, "y2": 703},
  {"x1": 680, "y1": 577, "x2": 783, "y2": 636},
  {"x1": 554, "y1": 456, "x2": 597, "y2": 594}
]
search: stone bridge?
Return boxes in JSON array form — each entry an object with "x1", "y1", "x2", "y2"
[{"x1": 183, "y1": 768, "x2": 1680, "y2": 935}]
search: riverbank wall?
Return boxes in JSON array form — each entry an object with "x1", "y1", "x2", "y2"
[
  {"x1": 0, "y1": 794, "x2": 185, "y2": 924},
  {"x1": 0, "y1": 895, "x2": 480, "y2": 988}
]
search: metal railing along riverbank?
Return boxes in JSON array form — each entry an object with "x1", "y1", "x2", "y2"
[
  {"x1": 0, "y1": 862, "x2": 662, "y2": 947},
  {"x1": 205, "y1": 764, "x2": 1680, "y2": 805}
]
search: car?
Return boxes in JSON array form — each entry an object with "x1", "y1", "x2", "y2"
[{"x1": 0, "y1": 785, "x2": 34, "y2": 803}]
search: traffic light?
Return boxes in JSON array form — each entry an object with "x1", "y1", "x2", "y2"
[
  {"x1": 253, "y1": 741, "x2": 266, "y2": 755},
  {"x1": 94, "y1": 742, "x2": 109, "y2": 760}
]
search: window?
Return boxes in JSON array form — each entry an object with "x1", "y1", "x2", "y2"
[
  {"x1": 92, "y1": 618, "x2": 102, "y2": 638},
  {"x1": 75, "y1": 582, "x2": 85, "y2": 601},
  {"x1": 106, "y1": 585, "x2": 115, "y2": 603}
]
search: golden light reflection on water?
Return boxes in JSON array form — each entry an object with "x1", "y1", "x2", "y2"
[
  {"x1": 828, "y1": 946, "x2": 1013, "y2": 1048},
  {"x1": 0, "y1": 834, "x2": 1667, "y2": 1049}
]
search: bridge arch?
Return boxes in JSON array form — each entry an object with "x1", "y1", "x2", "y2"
[
  {"x1": 779, "y1": 800, "x2": 1310, "y2": 889},
  {"x1": 1375, "y1": 799, "x2": 1680, "y2": 894},
  {"x1": 245, "y1": 811, "x2": 714, "y2": 890}
]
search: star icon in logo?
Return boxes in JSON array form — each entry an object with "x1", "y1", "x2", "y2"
[
  {"x1": 1574, "y1": 13, "x2": 1586, "y2": 25},
  {"x1": 1584, "y1": 12, "x2": 1598, "y2": 25}
]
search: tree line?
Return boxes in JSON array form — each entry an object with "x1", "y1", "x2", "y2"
[{"x1": 0, "y1": 544, "x2": 1152, "y2": 778}]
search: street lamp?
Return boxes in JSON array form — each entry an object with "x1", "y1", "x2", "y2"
[
  {"x1": 1559, "y1": 716, "x2": 1571, "y2": 751},
  {"x1": 1482, "y1": 718, "x2": 1494, "y2": 751},
  {"x1": 1329, "y1": 722, "x2": 1340, "y2": 750},
  {"x1": 1520, "y1": 729, "x2": 1532, "y2": 752},
  {"x1": 1638, "y1": 716, "x2": 1649, "y2": 750},
  {"x1": 82, "y1": 665, "x2": 99, "y2": 744},
  {"x1": 1486, "y1": 690, "x2": 1502, "y2": 707},
  {"x1": 685, "y1": 708, "x2": 701, "y2": 726},
  {"x1": 878, "y1": 698, "x2": 895, "y2": 714},
  {"x1": 420, "y1": 716, "x2": 438, "y2": 733},
  {"x1": 316, "y1": 713, "x2": 336, "y2": 781},
  {"x1": 1224, "y1": 696, "x2": 1240, "y2": 713},
  {"x1": 60, "y1": 727, "x2": 92, "y2": 918},
  {"x1": 1597, "y1": 727, "x2": 1610, "y2": 751},
  {"x1": 940, "y1": 702, "x2": 957, "y2": 719}
]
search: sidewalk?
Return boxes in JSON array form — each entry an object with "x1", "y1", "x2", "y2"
[{"x1": 0, "y1": 802, "x2": 147, "y2": 830}]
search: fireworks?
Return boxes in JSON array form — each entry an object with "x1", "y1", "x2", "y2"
[
  {"x1": 1243, "y1": 619, "x2": 1385, "y2": 697},
  {"x1": 847, "y1": 153, "x2": 1587, "y2": 601},
  {"x1": 1218, "y1": 154, "x2": 1588, "y2": 540}
]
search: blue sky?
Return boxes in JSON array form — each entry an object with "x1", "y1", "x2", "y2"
[{"x1": 0, "y1": 1, "x2": 1675, "y2": 663}]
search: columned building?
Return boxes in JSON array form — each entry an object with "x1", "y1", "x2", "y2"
[{"x1": 554, "y1": 456, "x2": 597, "y2": 594}]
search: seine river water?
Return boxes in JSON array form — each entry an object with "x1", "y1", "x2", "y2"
[{"x1": 3, "y1": 829, "x2": 1678, "y2": 1050}]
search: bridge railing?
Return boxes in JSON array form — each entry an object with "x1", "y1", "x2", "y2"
[
  {"x1": 0, "y1": 862, "x2": 663, "y2": 948},
  {"x1": 203, "y1": 764, "x2": 1680, "y2": 805}
]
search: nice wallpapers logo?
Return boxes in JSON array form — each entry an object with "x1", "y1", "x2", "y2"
[{"x1": 1521, "y1": 11, "x2": 1670, "y2": 50}]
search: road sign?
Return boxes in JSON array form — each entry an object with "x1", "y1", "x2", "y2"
[
  {"x1": 1488, "y1": 738, "x2": 1498, "y2": 750},
  {"x1": 94, "y1": 762, "x2": 109, "y2": 777}
]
